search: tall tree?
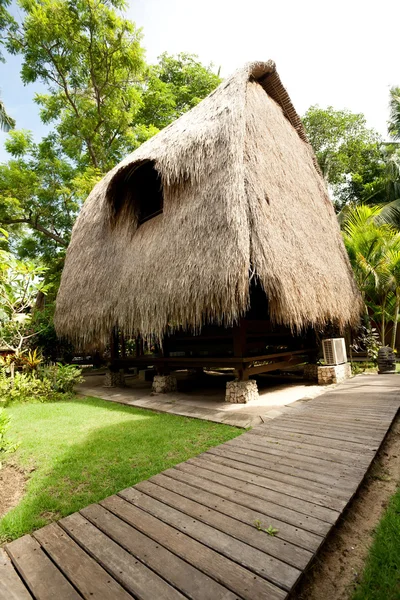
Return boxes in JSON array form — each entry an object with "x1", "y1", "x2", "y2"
[
  {"x1": 0, "y1": 130, "x2": 82, "y2": 253},
  {"x1": 6, "y1": 0, "x2": 146, "y2": 172},
  {"x1": 137, "y1": 52, "x2": 221, "y2": 130},
  {"x1": 303, "y1": 106, "x2": 383, "y2": 210}
]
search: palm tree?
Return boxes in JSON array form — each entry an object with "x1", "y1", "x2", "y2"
[
  {"x1": 389, "y1": 87, "x2": 400, "y2": 140},
  {"x1": 342, "y1": 204, "x2": 400, "y2": 345},
  {"x1": 0, "y1": 97, "x2": 14, "y2": 132}
]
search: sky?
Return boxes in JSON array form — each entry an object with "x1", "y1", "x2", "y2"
[{"x1": 0, "y1": 0, "x2": 399, "y2": 161}]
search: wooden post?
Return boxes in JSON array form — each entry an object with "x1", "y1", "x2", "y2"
[
  {"x1": 233, "y1": 319, "x2": 248, "y2": 381},
  {"x1": 110, "y1": 327, "x2": 119, "y2": 366}
]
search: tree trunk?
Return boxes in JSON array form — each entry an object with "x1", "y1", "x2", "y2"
[
  {"x1": 391, "y1": 296, "x2": 400, "y2": 350},
  {"x1": 381, "y1": 296, "x2": 387, "y2": 346}
]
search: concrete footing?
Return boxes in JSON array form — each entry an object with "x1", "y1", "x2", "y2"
[
  {"x1": 225, "y1": 379, "x2": 258, "y2": 404},
  {"x1": 318, "y1": 363, "x2": 352, "y2": 385},
  {"x1": 304, "y1": 363, "x2": 352, "y2": 385},
  {"x1": 152, "y1": 375, "x2": 178, "y2": 393},
  {"x1": 104, "y1": 369, "x2": 126, "y2": 387}
]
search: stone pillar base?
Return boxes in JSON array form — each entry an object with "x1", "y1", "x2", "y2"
[
  {"x1": 152, "y1": 375, "x2": 177, "y2": 393},
  {"x1": 104, "y1": 369, "x2": 126, "y2": 387},
  {"x1": 318, "y1": 363, "x2": 352, "y2": 385},
  {"x1": 303, "y1": 364, "x2": 318, "y2": 381},
  {"x1": 225, "y1": 380, "x2": 258, "y2": 404}
]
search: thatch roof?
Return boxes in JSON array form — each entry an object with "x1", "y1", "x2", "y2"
[{"x1": 55, "y1": 60, "x2": 362, "y2": 346}]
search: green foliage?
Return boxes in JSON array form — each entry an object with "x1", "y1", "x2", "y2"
[
  {"x1": 253, "y1": 519, "x2": 279, "y2": 535},
  {"x1": 352, "y1": 485, "x2": 400, "y2": 600},
  {"x1": 351, "y1": 326, "x2": 381, "y2": 362},
  {"x1": 388, "y1": 87, "x2": 400, "y2": 141},
  {"x1": 40, "y1": 363, "x2": 83, "y2": 393},
  {"x1": 303, "y1": 106, "x2": 383, "y2": 209},
  {"x1": 0, "y1": 398, "x2": 241, "y2": 540},
  {"x1": 29, "y1": 304, "x2": 74, "y2": 362},
  {"x1": 0, "y1": 362, "x2": 83, "y2": 405},
  {"x1": 138, "y1": 52, "x2": 221, "y2": 130},
  {"x1": 0, "y1": 252, "x2": 49, "y2": 355},
  {"x1": 0, "y1": 408, "x2": 18, "y2": 464},
  {"x1": 342, "y1": 205, "x2": 400, "y2": 345},
  {"x1": 0, "y1": 131, "x2": 80, "y2": 254},
  {"x1": 0, "y1": 370, "x2": 56, "y2": 405}
]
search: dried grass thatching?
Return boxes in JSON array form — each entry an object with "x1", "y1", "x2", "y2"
[{"x1": 55, "y1": 60, "x2": 362, "y2": 347}]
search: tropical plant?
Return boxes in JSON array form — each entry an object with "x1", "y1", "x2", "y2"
[
  {"x1": 0, "y1": 408, "x2": 18, "y2": 466},
  {"x1": 40, "y1": 363, "x2": 83, "y2": 393},
  {"x1": 0, "y1": 253, "x2": 50, "y2": 361},
  {"x1": 342, "y1": 204, "x2": 400, "y2": 345}
]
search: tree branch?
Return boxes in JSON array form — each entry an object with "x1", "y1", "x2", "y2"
[{"x1": 1, "y1": 217, "x2": 68, "y2": 247}]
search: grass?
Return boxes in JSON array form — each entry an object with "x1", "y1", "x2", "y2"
[
  {"x1": 0, "y1": 396, "x2": 242, "y2": 542},
  {"x1": 352, "y1": 485, "x2": 400, "y2": 600}
]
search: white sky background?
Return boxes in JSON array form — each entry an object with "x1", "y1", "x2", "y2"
[{"x1": 0, "y1": 0, "x2": 398, "y2": 161}]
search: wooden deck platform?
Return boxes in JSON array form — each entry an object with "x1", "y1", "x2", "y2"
[{"x1": 1, "y1": 374, "x2": 400, "y2": 600}]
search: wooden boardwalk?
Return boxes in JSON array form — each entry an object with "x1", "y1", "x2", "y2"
[{"x1": 1, "y1": 374, "x2": 400, "y2": 600}]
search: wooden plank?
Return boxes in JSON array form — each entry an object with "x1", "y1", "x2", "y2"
[
  {"x1": 212, "y1": 440, "x2": 361, "y2": 482},
  {"x1": 136, "y1": 478, "x2": 312, "y2": 570},
  {"x1": 175, "y1": 463, "x2": 340, "y2": 524},
  {"x1": 150, "y1": 472, "x2": 324, "y2": 552},
  {"x1": 285, "y1": 413, "x2": 391, "y2": 428},
  {"x1": 225, "y1": 437, "x2": 367, "y2": 472},
  {"x1": 255, "y1": 422, "x2": 382, "y2": 445},
  {"x1": 205, "y1": 446, "x2": 356, "y2": 495},
  {"x1": 190, "y1": 456, "x2": 346, "y2": 511},
  {"x1": 101, "y1": 494, "x2": 287, "y2": 600},
  {"x1": 239, "y1": 432, "x2": 374, "y2": 463},
  {"x1": 243, "y1": 432, "x2": 375, "y2": 464},
  {"x1": 33, "y1": 523, "x2": 132, "y2": 600},
  {"x1": 276, "y1": 422, "x2": 388, "y2": 441},
  {"x1": 80, "y1": 503, "x2": 238, "y2": 600},
  {"x1": 5, "y1": 535, "x2": 81, "y2": 600},
  {"x1": 0, "y1": 548, "x2": 32, "y2": 600},
  {"x1": 164, "y1": 467, "x2": 333, "y2": 536},
  {"x1": 294, "y1": 413, "x2": 393, "y2": 425},
  {"x1": 249, "y1": 426, "x2": 377, "y2": 452},
  {"x1": 118, "y1": 486, "x2": 301, "y2": 591},
  {"x1": 60, "y1": 513, "x2": 185, "y2": 600}
]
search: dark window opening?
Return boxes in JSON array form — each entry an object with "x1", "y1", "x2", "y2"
[
  {"x1": 134, "y1": 162, "x2": 163, "y2": 225},
  {"x1": 108, "y1": 160, "x2": 163, "y2": 227}
]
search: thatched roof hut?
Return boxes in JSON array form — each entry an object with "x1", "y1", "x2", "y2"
[{"x1": 55, "y1": 60, "x2": 362, "y2": 347}]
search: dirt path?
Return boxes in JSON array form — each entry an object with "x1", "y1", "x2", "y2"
[
  {"x1": 294, "y1": 414, "x2": 400, "y2": 600},
  {"x1": 0, "y1": 463, "x2": 26, "y2": 522}
]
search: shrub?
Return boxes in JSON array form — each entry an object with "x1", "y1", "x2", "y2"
[
  {"x1": 0, "y1": 363, "x2": 83, "y2": 405},
  {"x1": 0, "y1": 371, "x2": 55, "y2": 406},
  {"x1": 0, "y1": 409, "x2": 18, "y2": 465},
  {"x1": 40, "y1": 363, "x2": 83, "y2": 393}
]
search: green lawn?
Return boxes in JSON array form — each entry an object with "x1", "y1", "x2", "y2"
[
  {"x1": 0, "y1": 396, "x2": 242, "y2": 542},
  {"x1": 352, "y1": 485, "x2": 400, "y2": 600}
]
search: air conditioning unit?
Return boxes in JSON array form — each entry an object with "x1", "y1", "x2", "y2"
[{"x1": 322, "y1": 338, "x2": 347, "y2": 365}]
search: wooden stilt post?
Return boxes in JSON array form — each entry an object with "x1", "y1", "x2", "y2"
[{"x1": 233, "y1": 319, "x2": 248, "y2": 381}]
